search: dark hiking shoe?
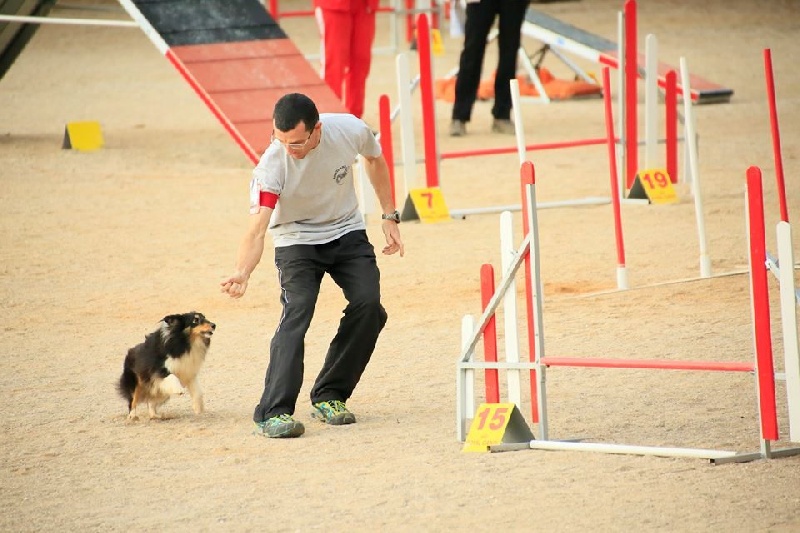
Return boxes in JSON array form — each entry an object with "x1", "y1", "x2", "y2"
[
  {"x1": 311, "y1": 400, "x2": 357, "y2": 425},
  {"x1": 254, "y1": 414, "x2": 305, "y2": 438},
  {"x1": 449, "y1": 119, "x2": 467, "y2": 137}
]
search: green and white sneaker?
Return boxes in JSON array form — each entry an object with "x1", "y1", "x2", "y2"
[
  {"x1": 253, "y1": 414, "x2": 305, "y2": 438},
  {"x1": 311, "y1": 400, "x2": 356, "y2": 425}
]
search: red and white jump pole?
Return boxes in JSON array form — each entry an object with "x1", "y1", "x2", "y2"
[
  {"x1": 745, "y1": 167, "x2": 779, "y2": 446},
  {"x1": 761, "y1": 49, "x2": 800, "y2": 441},
  {"x1": 603, "y1": 67, "x2": 628, "y2": 290},
  {"x1": 763, "y1": 49, "x2": 789, "y2": 223},
  {"x1": 623, "y1": 0, "x2": 637, "y2": 189},
  {"x1": 415, "y1": 13, "x2": 440, "y2": 188}
]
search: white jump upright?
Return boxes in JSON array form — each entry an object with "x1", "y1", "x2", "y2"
[
  {"x1": 679, "y1": 57, "x2": 712, "y2": 279},
  {"x1": 776, "y1": 221, "x2": 800, "y2": 443}
]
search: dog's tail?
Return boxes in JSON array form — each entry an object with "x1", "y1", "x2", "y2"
[{"x1": 117, "y1": 350, "x2": 138, "y2": 409}]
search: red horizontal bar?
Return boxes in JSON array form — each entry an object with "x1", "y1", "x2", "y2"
[
  {"x1": 541, "y1": 357, "x2": 754, "y2": 373},
  {"x1": 440, "y1": 137, "x2": 610, "y2": 160}
]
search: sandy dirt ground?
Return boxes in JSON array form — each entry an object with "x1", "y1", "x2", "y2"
[{"x1": 2, "y1": 0, "x2": 800, "y2": 531}]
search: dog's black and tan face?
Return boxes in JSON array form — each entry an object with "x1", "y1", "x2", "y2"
[{"x1": 161, "y1": 312, "x2": 216, "y2": 347}]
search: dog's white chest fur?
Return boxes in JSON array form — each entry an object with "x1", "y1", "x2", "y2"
[{"x1": 165, "y1": 337, "x2": 208, "y2": 385}]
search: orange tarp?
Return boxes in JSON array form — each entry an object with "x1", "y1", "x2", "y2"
[{"x1": 434, "y1": 67, "x2": 602, "y2": 103}]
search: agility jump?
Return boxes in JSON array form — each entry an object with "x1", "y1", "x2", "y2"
[
  {"x1": 389, "y1": 13, "x2": 617, "y2": 219},
  {"x1": 392, "y1": 7, "x2": 699, "y2": 222},
  {"x1": 456, "y1": 160, "x2": 800, "y2": 463}
]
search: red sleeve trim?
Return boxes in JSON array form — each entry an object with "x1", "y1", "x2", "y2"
[{"x1": 260, "y1": 191, "x2": 279, "y2": 209}]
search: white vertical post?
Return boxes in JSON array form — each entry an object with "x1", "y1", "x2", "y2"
[
  {"x1": 777, "y1": 221, "x2": 800, "y2": 442},
  {"x1": 680, "y1": 57, "x2": 712, "y2": 278},
  {"x1": 500, "y1": 211, "x2": 522, "y2": 409},
  {"x1": 510, "y1": 79, "x2": 527, "y2": 164},
  {"x1": 617, "y1": 11, "x2": 627, "y2": 201},
  {"x1": 644, "y1": 34, "x2": 659, "y2": 168},
  {"x1": 396, "y1": 53, "x2": 416, "y2": 197},
  {"x1": 523, "y1": 177, "x2": 548, "y2": 440},
  {"x1": 457, "y1": 314, "x2": 476, "y2": 442},
  {"x1": 390, "y1": 0, "x2": 399, "y2": 52}
]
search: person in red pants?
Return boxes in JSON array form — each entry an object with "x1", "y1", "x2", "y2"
[{"x1": 314, "y1": 0, "x2": 379, "y2": 119}]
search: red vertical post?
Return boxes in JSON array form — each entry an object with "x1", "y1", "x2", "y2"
[
  {"x1": 665, "y1": 70, "x2": 678, "y2": 184},
  {"x1": 378, "y1": 94, "x2": 396, "y2": 207},
  {"x1": 764, "y1": 49, "x2": 788, "y2": 223},
  {"x1": 624, "y1": 0, "x2": 638, "y2": 189},
  {"x1": 416, "y1": 14, "x2": 440, "y2": 188},
  {"x1": 603, "y1": 68, "x2": 626, "y2": 270},
  {"x1": 520, "y1": 162, "x2": 538, "y2": 423},
  {"x1": 480, "y1": 264, "x2": 500, "y2": 404},
  {"x1": 746, "y1": 166, "x2": 779, "y2": 441},
  {"x1": 268, "y1": 0, "x2": 279, "y2": 20}
]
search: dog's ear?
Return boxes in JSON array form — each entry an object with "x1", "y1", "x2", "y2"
[{"x1": 161, "y1": 314, "x2": 183, "y2": 327}]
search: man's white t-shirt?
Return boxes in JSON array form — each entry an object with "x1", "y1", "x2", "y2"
[{"x1": 249, "y1": 113, "x2": 382, "y2": 248}]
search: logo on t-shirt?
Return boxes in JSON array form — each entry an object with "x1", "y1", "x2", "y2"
[{"x1": 333, "y1": 165, "x2": 349, "y2": 184}]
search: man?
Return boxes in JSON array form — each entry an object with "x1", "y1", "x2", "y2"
[
  {"x1": 314, "y1": 0, "x2": 379, "y2": 118},
  {"x1": 221, "y1": 93, "x2": 404, "y2": 438},
  {"x1": 449, "y1": 0, "x2": 530, "y2": 136}
]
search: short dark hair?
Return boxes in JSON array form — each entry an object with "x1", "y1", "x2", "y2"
[{"x1": 273, "y1": 93, "x2": 319, "y2": 133}]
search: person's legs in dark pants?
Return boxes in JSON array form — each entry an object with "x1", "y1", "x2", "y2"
[
  {"x1": 311, "y1": 230, "x2": 387, "y2": 405},
  {"x1": 492, "y1": 0, "x2": 529, "y2": 121},
  {"x1": 452, "y1": 0, "x2": 498, "y2": 123},
  {"x1": 253, "y1": 245, "x2": 323, "y2": 423}
]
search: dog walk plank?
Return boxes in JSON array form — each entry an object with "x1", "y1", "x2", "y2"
[{"x1": 523, "y1": 7, "x2": 733, "y2": 104}]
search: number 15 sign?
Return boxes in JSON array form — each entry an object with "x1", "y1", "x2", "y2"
[{"x1": 462, "y1": 403, "x2": 534, "y2": 453}]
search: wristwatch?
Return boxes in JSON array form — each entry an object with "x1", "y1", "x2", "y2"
[{"x1": 381, "y1": 210, "x2": 401, "y2": 223}]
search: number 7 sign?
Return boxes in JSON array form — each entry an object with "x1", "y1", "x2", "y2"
[{"x1": 401, "y1": 187, "x2": 451, "y2": 223}]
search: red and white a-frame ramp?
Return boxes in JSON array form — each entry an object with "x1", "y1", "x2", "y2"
[{"x1": 118, "y1": 0, "x2": 346, "y2": 164}]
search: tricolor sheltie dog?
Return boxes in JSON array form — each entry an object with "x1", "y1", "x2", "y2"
[{"x1": 118, "y1": 312, "x2": 215, "y2": 420}]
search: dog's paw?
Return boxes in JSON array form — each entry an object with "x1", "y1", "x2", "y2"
[
  {"x1": 126, "y1": 412, "x2": 139, "y2": 421},
  {"x1": 192, "y1": 400, "x2": 205, "y2": 415}
]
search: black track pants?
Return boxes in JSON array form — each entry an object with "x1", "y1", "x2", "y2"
[{"x1": 253, "y1": 230, "x2": 387, "y2": 422}]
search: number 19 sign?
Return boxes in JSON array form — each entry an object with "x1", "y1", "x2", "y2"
[{"x1": 628, "y1": 168, "x2": 678, "y2": 204}]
